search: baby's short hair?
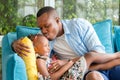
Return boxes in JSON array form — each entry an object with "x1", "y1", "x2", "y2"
[
  {"x1": 28, "y1": 34, "x2": 43, "y2": 41},
  {"x1": 28, "y1": 34, "x2": 48, "y2": 47}
]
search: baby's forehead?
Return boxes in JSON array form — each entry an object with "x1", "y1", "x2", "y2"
[
  {"x1": 35, "y1": 35, "x2": 48, "y2": 43},
  {"x1": 38, "y1": 35, "x2": 47, "y2": 40}
]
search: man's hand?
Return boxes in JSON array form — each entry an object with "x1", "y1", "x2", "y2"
[
  {"x1": 48, "y1": 60, "x2": 68, "y2": 73},
  {"x1": 12, "y1": 38, "x2": 30, "y2": 56}
]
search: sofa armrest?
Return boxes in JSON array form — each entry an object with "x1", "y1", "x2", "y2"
[{"x1": 2, "y1": 32, "x2": 27, "y2": 80}]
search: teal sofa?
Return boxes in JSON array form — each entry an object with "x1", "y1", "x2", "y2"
[{"x1": 2, "y1": 19, "x2": 120, "y2": 80}]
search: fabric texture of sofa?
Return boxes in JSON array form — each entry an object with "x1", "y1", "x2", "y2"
[{"x1": 2, "y1": 19, "x2": 120, "y2": 80}]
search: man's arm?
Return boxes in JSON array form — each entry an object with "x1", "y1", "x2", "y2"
[
  {"x1": 89, "y1": 58, "x2": 120, "y2": 70},
  {"x1": 85, "y1": 51, "x2": 120, "y2": 69}
]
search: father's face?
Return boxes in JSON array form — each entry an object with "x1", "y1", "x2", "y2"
[{"x1": 37, "y1": 13, "x2": 59, "y2": 41}]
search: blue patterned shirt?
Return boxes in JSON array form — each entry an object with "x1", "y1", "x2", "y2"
[{"x1": 50, "y1": 18, "x2": 105, "y2": 56}]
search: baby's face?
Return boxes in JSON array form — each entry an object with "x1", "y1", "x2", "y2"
[{"x1": 34, "y1": 36, "x2": 50, "y2": 56}]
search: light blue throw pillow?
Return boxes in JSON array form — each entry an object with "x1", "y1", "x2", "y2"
[
  {"x1": 93, "y1": 19, "x2": 114, "y2": 53},
  {"x1": 16, "y1": 26, "x2": 40, "y2": 39},
  {"x1": 114, "y1": 26, "x2": 120, "y2": 51}
]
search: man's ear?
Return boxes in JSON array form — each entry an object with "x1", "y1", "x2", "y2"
[{"x1": 56, "y1": 17, "x2": 60, "y2": 23}]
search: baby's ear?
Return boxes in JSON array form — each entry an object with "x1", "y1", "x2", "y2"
[{"x1": 56, "y1": 17, "x2": 60, "y2": 23}]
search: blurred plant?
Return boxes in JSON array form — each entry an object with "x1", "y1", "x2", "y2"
[
  {"x1": 63, "y1": 0, "x2": 78, "y2": 19},
  {"x1": 0, "y1": 0, "x2": 22, "y2": 35},
  {"x1": 0, "y1": 0, "x2": 39, "y2": 35},
  {"x1": 22, "y1": 14, "x2": 37, "y2": 27},
  {"x1": 56, "y1": 0, "x2": 119, "y2": 25}
]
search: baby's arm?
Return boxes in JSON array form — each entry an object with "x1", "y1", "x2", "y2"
[
  {"x1": 37, "y1": 57, "x2": 80, "y2": 80},
  {"x1": 89, "y1": 58, "x2": 120, "y2": 70},
  {"x1": 37, "y1": 58, "x2": 77, "y2": 80},
  {"x1": 36, "y1": 59, "x2": 49, "y2": 77},
  {"x1": 49, "y1": 57, "x2": 79, "y2": 80},
  {"x1": 50, "y1": 60, "x2": 75, "y2": 80}
]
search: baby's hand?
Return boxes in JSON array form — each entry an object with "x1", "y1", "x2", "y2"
[{"x1": 48, "y1": 60, "x2": 68, "y2": 73}]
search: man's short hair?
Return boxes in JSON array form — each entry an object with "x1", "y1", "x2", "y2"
[{"x1": 37, "y1": 6, "x2": 55, "y2": 18}]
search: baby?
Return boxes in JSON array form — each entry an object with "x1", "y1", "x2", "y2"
[
  {"x1": 28, "y1": 34, "x2": 76, "y2": 80},
  {"x1": 28, "y1": 34, "x2": 73, "y2": 79},
  {"x1": 28, "y1": 34, "x2": 120, "y2": 80}
]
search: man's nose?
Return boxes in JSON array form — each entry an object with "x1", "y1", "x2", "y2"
[{"x1": 42, "y1": 28, "x2": 47, "y2": 33}]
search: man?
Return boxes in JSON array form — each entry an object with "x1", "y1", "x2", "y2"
[{"x1": 12, "y1": 6, "x2": 120, "y2": 80}]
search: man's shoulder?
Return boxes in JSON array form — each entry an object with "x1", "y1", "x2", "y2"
[
  {"x1": 62, "y1": 18, "x2": 93, "y2": 33},
  {"x1": 62, "y1": 18, "x2": 86, "y2": 22},
  {"x1": 62, "y1": 18, "x2": 90, "y2": 25}
]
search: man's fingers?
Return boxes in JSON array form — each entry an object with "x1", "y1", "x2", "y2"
[
  {"x1": 48, "y1": 64, "x2": 60, "y2": 73},
  {"x1": 18, "y1": 43, "x2": 30, "y2": 53},
  {"x1": 16, "y1": 40, "x2": 30, "y2": 52},
  {"x1": 14, "y1": 45, "x2": 23, "y2": 54},
  {"x1": 12, "y1": 38, "x2": 31, "y2": 57},
  {"x1": 13, "y1": 39, "x2": 30, "y2": 56},
  {"x1": 18, "y1": 39, "x2": 30, "y2": 49},
  {"x1": 15, "y1": 47, "x2": 27, "y2": 56},
  {"x1": 18, "y1": 40, "x2": 30, "y2": 49}
]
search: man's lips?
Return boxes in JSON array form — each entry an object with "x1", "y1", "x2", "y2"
[
  {"x1": 44, "y1": 33, "x2": 48, "y2": 36},
  {"x1": 44, "y1": 34, "x2": 49, "y2": 38}
]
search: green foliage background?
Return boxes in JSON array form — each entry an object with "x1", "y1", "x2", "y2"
[
  {"x1": 0, "y1": 0, "x2": 119, "y2": 35},
  {"x1": 62, "y1": 0, "x2": 119, "y2": 24},
  {"x1": 0, "y1": 0, "x2": 19, "y2": 35},
  {"x1": 63, "y1": 0, "x2": 78, "y2": 19},
  {"x1": 0, "y1": 0, "x2": 38, "y2": 35}
]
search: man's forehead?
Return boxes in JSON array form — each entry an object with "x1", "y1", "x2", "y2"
[
  {"x1": 37, "y1": 13, "x2": 48, "y2": 21},
  {"x1": 37, "y1": 13, "x2": 49, "y2": 26}
]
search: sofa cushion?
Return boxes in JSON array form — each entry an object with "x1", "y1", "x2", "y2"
[
  {"x1": 114, "y1": 26, "x2": 120, "y2": 51},
  {"x1": 16, "y1": 25, "x2": 40, "y2": 39},
  {"x1": 2, "y1": 32, "x2": 27, "y2": 80},
  {"x1": 93, "y1": 19, "x2": 114, "y2": 53}
]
